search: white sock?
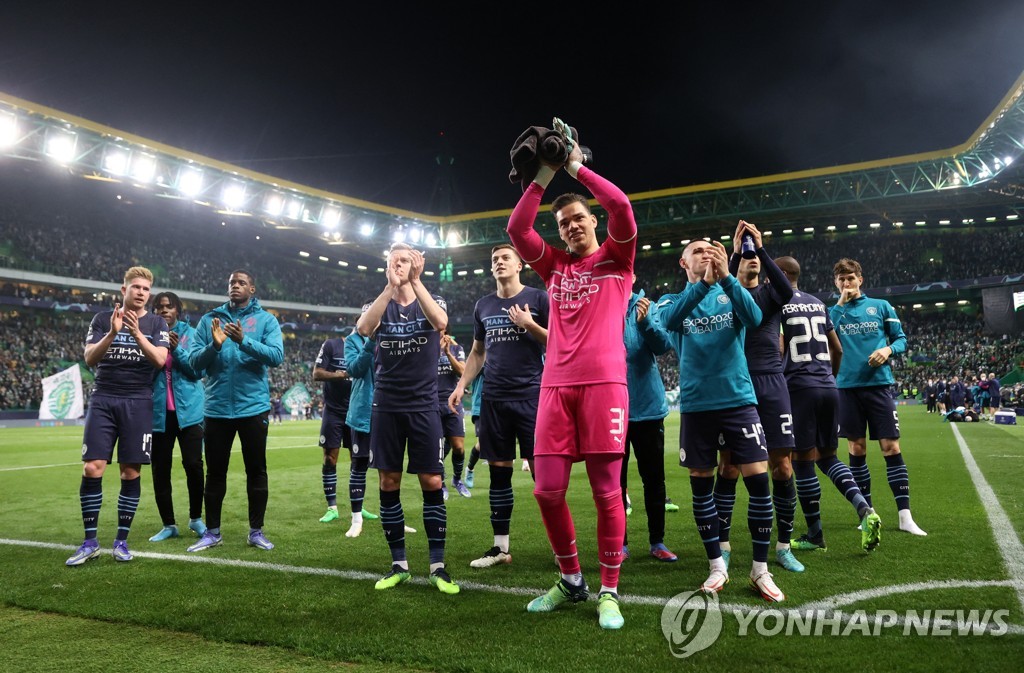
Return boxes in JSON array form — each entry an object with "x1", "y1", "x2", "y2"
[
  {"x1": 351, "y1": 511, "x2": 363, "y2": 524},
  {"x1": 709, "y1": 557, "x2": 727, "y2": 573},
  {"x1": 562, "y1": 571, "x2": 584, "y2": 586},
  {"x1": 600, "y1": 585, "x2": 618, "y2": 596},
  {"x1": 776, "y1": 542, "x2": 791, "y2": 551},
  {"x1": 494, "y1": 535, "x2": 510, "y2": 553},
  {"x1": 429, "y1": 562, "x2": 445, "y2": 574},
  {"x1": 395, "y1": 560, "x2": 409, "y2": 570},
  {"x1": 720, "y1": 541, "x2": 732, "y2": 552},
  {"x1": 752, "y1": 561, "x2": 769, "y2": 577}
]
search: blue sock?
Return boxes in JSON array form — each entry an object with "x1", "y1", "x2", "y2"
[
  {"x1": 712, "y1": 475, "x2": 737, "y2": 544},
  {"x1": 322, "y1": 464, "x2": 337, "y2": 507},
  {"x1": 849, "y1": 453, "x2": 872, "y2": 508},
  {"x1": 793, "y1": 459, "x2": 822, "y2": 538},
  {"x1": 349, "y1": 458, "x2": 368, "y2": 512},
  {"x1": 744, "y1": 472, "x2": 773, "y2": 563},
  {"x1": 690, "y1": 475, "x2": 721, "y2": 560},
  {"x1": 422, "y1": 488, "x2": 447, "y2": 566},
  {"x1": 116, "y1": 476, "x2": 141, "y2": 542},
  {"x1": 80, "y1": 476, "x2": 103, "y2": 541},
  {"x1": 884, "y1": 453, "x2": 911, "y2": 511},
  {"x1": 379, "y1": 489, "x2": 406, "y2": 564},
  {"x1": 489, "y1": 465, "x2": 514, "y2": 537},
  {"x1": 818, "y1": 455, "x2": 870, "y2": 519},
  {"x1": 772, "y1": 477, "x2": 796, "y2": 545}
]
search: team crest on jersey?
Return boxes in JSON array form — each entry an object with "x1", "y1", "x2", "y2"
[
  {"x1": 717, "y1": 295, "x2": 730, "y2": 305},
  {"x1": 866, "y1": 307, "x2": 877, "y2": 316},
  {"x1": 81, "y1": 443, "x2": 88, "y2": 456}
]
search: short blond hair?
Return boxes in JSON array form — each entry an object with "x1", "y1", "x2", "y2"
[{"x1": 124, "y1": 266, "x2": 154, "y2": 285}]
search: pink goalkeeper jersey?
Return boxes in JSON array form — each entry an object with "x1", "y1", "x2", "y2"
[{"x1": 507, "y1": 166, "x2": 637, "y2": 387}]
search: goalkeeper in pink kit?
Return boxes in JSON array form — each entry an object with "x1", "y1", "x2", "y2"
[{"x1": 506, "y1": 119, "x2": 636, "y2": 630}]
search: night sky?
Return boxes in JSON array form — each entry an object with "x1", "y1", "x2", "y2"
[{"x1": 2, "y1": 2, "x2": 1024, "y2": 215}]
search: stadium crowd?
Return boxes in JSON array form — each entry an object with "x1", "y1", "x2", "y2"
[
  {"x1": 2, "y1": 301, "x2": 1020, "y2": 412},
  {"x1": 2, "y1": 195, "x2": 1023, "y2": 315}
]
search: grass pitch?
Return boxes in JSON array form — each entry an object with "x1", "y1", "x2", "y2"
[{"x1": 1, "y1": 407, "x2": 1022, "y2": 672}]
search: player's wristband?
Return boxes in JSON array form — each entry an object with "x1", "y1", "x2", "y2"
[{"x1": 566, "y1": 160, "x2": 583, "y2": 179}]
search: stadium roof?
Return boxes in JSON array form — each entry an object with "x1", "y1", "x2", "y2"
[{"x1": 2, "y1": 69, "x2": 1023, "y2": 263}]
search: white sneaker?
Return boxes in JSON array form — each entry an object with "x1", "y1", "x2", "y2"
[
  {"x1": 345, "y1": 521, "x2": 363, "y2": 538},
  {"x1": 469, "y1": 546, "x2": 512, "y2": 568},
  {"x1": 700, "y1": 568, "x2": 729, "y2": 594},
  {"x1": 898, "y1": 511, "x2": 928, "y2": 536},
  {"x1": 750, "y1": 571, "x2": 785, "y2": 603}
]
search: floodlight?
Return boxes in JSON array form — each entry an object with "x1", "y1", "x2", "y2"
[
  {"x1": 322, "y1": 207, "x2": 341, "y2": 229},
  {"x1": 409, "y1": 227, "x2": 422, "y2": 243},
  {"x1": 299, "y1": 251, "x2": 310, "y2": 258},
  {"x1": 286, "y1": 200, "x2": 302, "y2": 219},
  {"x1": 826, "y1": 225, "x2": 836, "y2": 231},
  {"x1": 446, "y1": 230, "x2": 460, "y2": 247},
  {"x1": 425, "y1": 232, "x2": 437, "y2": 246},
  {"x1": 803, "y1": 227, "x2": 814, "y2": 233},
  {"x1": 265, "y1": 194, "x2": 284, "y2": 216},
  {"x1": 869, "y1": 223, "x2": 881, "y2": 229},
  {"x1": 318, "y1": 256, "x2": 328, "y2": 262},
  {"x1": 46, "y1": 132, "x2": 76, "y2": 163},
  {"x1": 357, "y1": 265, "x2": 367, "y2": 270},
  {"x1": 338, "y1": 261, "x2": 349, "y2": 267},
  {"x1": 661, "y1": 242, "x2": 671, "y2": 247},
  {"x1": 782, "y1": 229, "x2": 793, "y2": 234},
  {"x1": 457, "y1": 270, "x2": 468, "y2": 276},
  {"x1": 473, "y1": 269, "x2": 484, "y2": 275},
  {"x1": 360, "y1": 223, "x2": 373, "y2": 237},
  {"x1": 103, "y1": 150, "x2": 129, "y2": 176},
  {"x1": 642, "y1": 244, "x2": 652, "y2": 250},
  {"x1": 132, "y1": 155, "x2": 156, "y2": 183},
  {"x1": 0, "y1": 113, "x2": 17, "y2": 148},
  {"x1": 393, "y1": 229, "x2": 406, "y2": 243},
  {"x1": 178, "y1": 168, "x2": 203, "y2": 196},
  {"x1": 222, "y1": 184, "x2": 246, "y2": 210}
]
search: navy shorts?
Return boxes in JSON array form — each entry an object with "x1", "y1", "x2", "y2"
[
  {"x1": 679, "y1": 405, "x2": 768, "y2": 469},
  {"x1": 82, "y1": 395, "x2": 153, "y2": 464},
  {"x1": 438, "y1": 402, "x2": 466, "y2": 438},
  {"x1": 751, "y1": 372, "x2": 796, "y2": 450},
  {"x1": 479, "y1": 396, "x2": 538, "y2": 462},
  {"x1": 838, "y1": 386, "x2": 900, "y2": 440},
  {"x1": 369, "y1": 409, "x2": 444, "y2": 474},
  {"x1": 788, "y1": 386, "x2": 839, "y2": 452},
  {"x1": 350, "y1": 428, "x2": 370, "y2": 458},
  {"x1": 319, "y1": 411, "x2": 352, "y2": 450}
]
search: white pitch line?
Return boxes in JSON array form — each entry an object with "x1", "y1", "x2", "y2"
[
  {"x1": 0, "y1": 462, "x2": 81, "y2": 472},
  {"x1": 3, "y1": 536, "x2": 1023, "y2": 636},
  {"x1": 951, "y1": 423, "x2": 1024, "y2": 616}
]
